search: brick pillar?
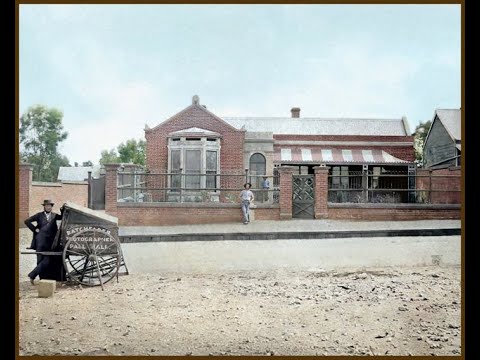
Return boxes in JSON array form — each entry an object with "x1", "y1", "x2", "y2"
[
  {"x1": 314, "y1": 166, "x2": 329, "y2": 219},
  {"x1": 416, "y1": 169, "x2": 431, "y2": 204},
  {"x1": 104, "y1": 164, "x2": 119, "y2": 216},
  {"x1": 278, "y1": 166, "x2": 296, "y2": 220},
  {"x1": 19, "y1": 164, "x2": 33, "y2": 226}
]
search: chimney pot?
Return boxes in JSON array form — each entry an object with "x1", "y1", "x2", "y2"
[{"x1": 291, "y1": 107, "x2": 301, "y2": 118}]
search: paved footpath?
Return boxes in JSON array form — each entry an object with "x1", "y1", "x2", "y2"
[{"x1": 119, "y1": 219, "x2": 460, "y2": 235}]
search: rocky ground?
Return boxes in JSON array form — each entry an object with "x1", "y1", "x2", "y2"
[{"x1": 19, "y1": 265, "x2": 461, "y2": 356}]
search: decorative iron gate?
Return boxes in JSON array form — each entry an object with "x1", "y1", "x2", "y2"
[{"x1": 292, "y1": 175, "x2": 315, "y2": 218}]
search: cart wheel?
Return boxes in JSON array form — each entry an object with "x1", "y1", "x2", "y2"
[{"x1": 62, "y1": 228, "x2": 120, "y2": 286}]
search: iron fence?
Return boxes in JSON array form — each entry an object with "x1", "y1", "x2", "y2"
[
  {"x1": 117, "y1": 171, "x2": 280, "y2": 204},
  {"x1": 328, "y1": 170, "x2": 461, "y2": 204}
]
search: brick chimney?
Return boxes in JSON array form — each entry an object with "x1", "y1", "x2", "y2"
[{"x1": 291, "y1": 107, "x2": 300, "y2": 118}]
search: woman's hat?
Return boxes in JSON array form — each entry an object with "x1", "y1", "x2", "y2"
[
  {"x1": 244, "y1": 183, "x2": 252, "y2": 188},
  {"x1": 41, "y1": 199, "x2": 54, "y2": 206}
]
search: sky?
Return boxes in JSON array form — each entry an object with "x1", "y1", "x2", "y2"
[{"x1": 19, "y1": 4, "x2": 461, "y2": 166}]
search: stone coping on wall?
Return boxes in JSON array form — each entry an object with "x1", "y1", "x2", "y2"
[
  {"x1": 117, "y1": 202, "x2": 280, "y2": 208},
  {"x1": 32, "y1": 181, "x2": 88, "y2": 186},
  {"x1": 328, "y1": 203, "x2": 460, "y2": 209}
]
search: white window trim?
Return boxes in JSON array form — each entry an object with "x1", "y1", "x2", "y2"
[{"x1": 167, "y1": 137, "x2": 221, "y2": 190}]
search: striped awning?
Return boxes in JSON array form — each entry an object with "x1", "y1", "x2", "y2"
[{"x1": 274, "y1": 148, "x2": 410, "y2": 164}]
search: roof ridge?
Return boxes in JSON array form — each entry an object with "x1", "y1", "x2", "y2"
[{"x1": 222, "y1": 116, "x2": 402, "y2": 121}]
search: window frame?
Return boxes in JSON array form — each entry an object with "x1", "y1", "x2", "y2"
[{"x1": 167, "y1": 136, "x2": 221, "y2": 191}]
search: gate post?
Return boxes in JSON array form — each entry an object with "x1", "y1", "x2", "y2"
[
  {"x1": 104, "y1": 164, "x2": 119, "y2": 216},
  {"x1": 278, "y1": 166, "x2": 296, "y2": 220},
  {"x1": 19, "y1": 163, "x2": 33, "y2": 226},
  {"x1": 313, "y1": 165, "x2": 329, "y2": 219}
]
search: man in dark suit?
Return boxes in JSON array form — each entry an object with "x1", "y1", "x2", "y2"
[{"x1": 24, "y1": 200, "x2": 63, "y2": 284}]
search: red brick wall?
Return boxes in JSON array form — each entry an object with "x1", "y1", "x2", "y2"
[
  {"x1": 278, "y1": 166, "x2": 295, "y2": 219},
  {"x1": 416, "y1": 168, "x2": 461, "y2": 204},
  {"x1": 29, "y1": 182, "x2": 88, "y2": 216},
  {"x1": 115, "y1": 204, "x2": 279, "y2": 226},
  {"x1": 253, "y1": 207, "x2": 281, "y2": 221},
  {"x1": 314, "y1": 166, "x2": 329, "y2": 218},
  {"x1": 328, "y1": 205, "x2": 460, "y2": 220},
  {"x1": 19, "y1": 164, "x2": 32, "y2": 226},
  {"x1": 105, "y1": 164, "x2": 119, "y2": 216},
  {"x1": 146, "y1": 105, "x2": 245, "y2": 175}
]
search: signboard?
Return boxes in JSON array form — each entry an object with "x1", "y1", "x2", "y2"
[{"x1": 65, "y1": 226, "x2": 118, "y2": 255}]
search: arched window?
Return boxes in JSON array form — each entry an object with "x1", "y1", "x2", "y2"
[{"x1": 249, "y1": 153, "x2": 266, "y2": 188}]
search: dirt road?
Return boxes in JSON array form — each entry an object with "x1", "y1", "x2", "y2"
[
  {"x1": 18, "y1": 228, "x2": 461, "y2": 356},
  {"x1": 19, "y1": 266, "x2": 460, "y2": 356}
]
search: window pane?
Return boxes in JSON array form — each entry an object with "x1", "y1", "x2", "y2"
[
  {"x1": 185, "y1": 150, "x2": 201, "y2": 189},
  {"x1": 171, "y1": 150, "x2": 181, "y2": 170},
  {"x1": 206, "y1": 151, "x2": 217, "y2": 171},
  {"x1": 185, "y1": 150, "x2": 201, "y2": 171},
  {"x1": 206, "y1": 171, "x2": 216, "y2": 189},
  {"x1": 249, "y1": 153, "x2": 266, "y2": 188},
  {"x1": 171, "y1": 175, "x2": 181, "y2": 189}
]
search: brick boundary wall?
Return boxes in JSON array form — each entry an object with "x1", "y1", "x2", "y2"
[
  {"x1": 30, "y1": 181, "x2": 88, "y2": 216},
  {"x1": 18, "y1": 163, "x2": 89, "y2": 226},
  {"x1": 19, "y1": 164, "x2": 32, "y2": 227},
  {"x1": 328, "y1": 204, "x2": 460, "y2": 220},
  {"x1": 116, "y1": 203, "x2": 280, "y2": 226},
  {"x1": 416, "y1": 167, "x2": 461, "y2": 204},
  {"x1": 102, "y1": 162, "x2": 461, "y2": 224}
]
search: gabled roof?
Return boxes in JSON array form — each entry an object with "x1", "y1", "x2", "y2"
[
  {"x1": 424, "y1": 109, "x2": 461, "y2": 148},
  {"x1": 148, "y1": 104, "x2": 239, "y2": 132},
  {"x1": 57, "y1": 166, "x2": 102, "y2": 181},
  {"x1": 434, "y1": 109, "x2": 461, "y2": 141},
  {"x1": 221, "y1": 117, "x2": 408, "y2": 136}
]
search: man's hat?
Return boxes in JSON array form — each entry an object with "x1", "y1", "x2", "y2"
[
  {"x1": 41, "y1": 199, "x2": 54, "y2": 206},
  {"x1": 244, "y1": 183, "x2": 252, "y2": 188}
]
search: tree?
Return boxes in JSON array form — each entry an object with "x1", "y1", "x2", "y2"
[
  {"x1": 412, "y1": 120, "x2": 432, "y2": 165},
  {"x1": 82, "y1": 160, "x2": 93, "y2": 167},
  {"x1": 99, "y1": 139, "x2": 145, "y2": 166},
  {"x1": 117, "y1": 139, "x2": 146, "y2": 166},
  {"x1": 20, "y1": 105, "x2": 70, "y2": 181},
  {"x1": 99, "y1": 149, "x2": 120, "y2": 165}
]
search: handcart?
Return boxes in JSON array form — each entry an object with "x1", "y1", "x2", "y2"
[{"x1": 21, "y1": 202, "x2": 128, "y2": 290}]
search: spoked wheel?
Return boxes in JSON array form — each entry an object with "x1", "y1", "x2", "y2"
[{"x1": 62, "y1": 228, "x2": 120, "y2": 287}]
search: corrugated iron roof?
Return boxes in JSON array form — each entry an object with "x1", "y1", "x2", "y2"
[
  {"x1": 57, "y1": 166, "x2": 102, "y2": 181},
  {"x1": 222, "y1": 117, "x2": 408, "y2": 136},
  {"x1": 274, "y1": 148, "x2": 410, "y2": 164},
  {"x1": 435, "y1": 109, "x2": 461, "y2": 141}
]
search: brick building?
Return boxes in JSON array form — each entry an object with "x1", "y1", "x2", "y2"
[
  {"x1": 143, "y1": 95, "x2": 415, "y2": 204},
  {"x1": 18, "y1": 97, "x2": 460, "y2": 227}
]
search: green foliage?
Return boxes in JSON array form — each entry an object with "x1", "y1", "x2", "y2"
[
  {"x1": 118, "y1": 139, "x2": 146, "y2": 166},
  {"x1": 20, "y1": 105, "x2": 69, "y2": 181},
  {"x1": 99, "y1": 139, "x2": 145, "y2": 166},
  {"x1": 99, "y1": 149, "x2": 120, "y2": 165},
  {"x1": 412, "y1": 120, "x2": 432, "y2": 164}
]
